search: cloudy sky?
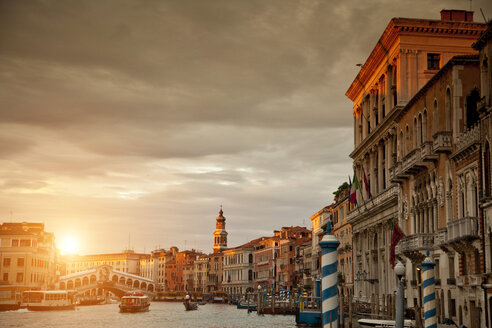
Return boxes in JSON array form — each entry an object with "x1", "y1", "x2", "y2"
[{"x1": 1, "y1": 0, "x2": 491, "y2": 255}]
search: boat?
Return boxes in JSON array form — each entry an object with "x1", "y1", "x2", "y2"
[
  {"x1": 78, "y1": 295, "x2": 105, "y2": 306},
  {"x1": 236, "y1": 300, "x2": 256, "y2": 310},
  {"x1": 0, "y1": 286, "x2": 23, "y2": 311},
  {"x1": 358, "y1": 318, "x2": 415, "y2": 327},
  {"x1": 119, "y1": 292, "x2": 150, "y2": 313},
  {"x1": 183, "y1": 295, "x2": 198, "y2": 311},
  {"x1": 21, "y1": 291, "x2": 76, "y2": 311},
  {"x1": 212, "y1": 291, "x2": 227, "y2": 303}
]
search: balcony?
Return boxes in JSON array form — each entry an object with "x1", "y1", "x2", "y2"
[
  {"x1": 454, "y1": 124, "x2": 480, "y2": 157},
  {"x1": 390, "y1": 161, "x2": 408, "y2": 182},
  {"x1": 347, "y1": 185, "x2": 398, "y2": 224},
  {"x1": 447, "y1": 217, "x2": 479, "y2": 243},
  {"x1": 397, "y1": 233, "x2": 435, "y2": 263},
  {"x1": 401, "y1": 148, "x2": 426, "y2": 174},
  {"x1": 456, "y1": 275, "x2": 464, "y2": 287},
  {"x1": 433, "y1": 131, "x2": 452, "y2": 153},
  {"x1": 420, "y1": 141, "x2": 438, "y2": 161}
]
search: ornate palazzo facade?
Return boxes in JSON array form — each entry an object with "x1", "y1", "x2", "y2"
[{"x1": 345, "y1": 10, "x2": 485, "y2": 312}]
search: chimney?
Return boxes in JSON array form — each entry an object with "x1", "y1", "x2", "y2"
[{"x1": 440, "y1": 9, "x2": 474, "y2": 22}]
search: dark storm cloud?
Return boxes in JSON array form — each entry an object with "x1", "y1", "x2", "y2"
[{"x1": 0, "y1": 0, "x2": 490, "y2": 253}]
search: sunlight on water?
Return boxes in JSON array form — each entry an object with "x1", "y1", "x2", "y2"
[{"x1": 1, "y1": 302, "x2": 297, "y2": 328}]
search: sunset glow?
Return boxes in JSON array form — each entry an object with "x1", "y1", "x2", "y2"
[{"x1": 58, "y1": 235, "x2": 79, "y2": 255}]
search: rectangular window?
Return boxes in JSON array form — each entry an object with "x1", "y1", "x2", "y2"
[
  {"x1": 3, "y1": 273, "x2": 8, "y2": 281},
  {"x1": 3, "y1": 258, "x2": 11, "y2": 266},
  {"x1": 20, "y1": 239, "x2": 31, "y2": 247},
  {"x1": 427, "y1": 53, "x2": 440, "y2": 70},
  {"x1": 17, "y1": 258, "x2": 25, "y2": 267},
  {"x1": 12, "y1": 239, "x2": 19, "y2": 247},
  {"x1": 16, "y1": 272, "x2": 23, "y2": 283}
]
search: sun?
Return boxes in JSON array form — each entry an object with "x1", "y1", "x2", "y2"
[{"x1": 59, "y1": 235, "x2": 79, "y2": 255}]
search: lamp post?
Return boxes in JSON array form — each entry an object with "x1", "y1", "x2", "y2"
[
  {"x1": 257, "y1": 285, "x2": 262, "y2": 313},
  {"x1": 394, "y1": 260, "x2": 405, "y2": 328}
]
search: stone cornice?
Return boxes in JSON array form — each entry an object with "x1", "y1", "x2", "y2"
[{"x1": 346, "y1": 18, "x2": 486, "y2": 102}]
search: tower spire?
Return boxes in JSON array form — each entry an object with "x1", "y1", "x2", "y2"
[{"x1": 213, "y1": 206, "x2": 228, "y2": 253}]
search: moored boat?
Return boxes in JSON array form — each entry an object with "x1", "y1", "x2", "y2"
[
  {"x1": 119, "y1": 292, "x2": 150, "y2": 313},
  {"x1": 183, "y1": 294, "x2": 198, "y2": 311},
  {"x1": 358, "y1": 318, "x2": 415, "y2": 328},
  {"x1": 212, "y1": 291, "x2": 227, "y2": 303},
  {"x1": 22, "y1": 290, "x2": 76, "y2": 311}
]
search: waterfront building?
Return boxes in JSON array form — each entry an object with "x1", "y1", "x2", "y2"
[
  {"x1": 473, "y1": 22, "x2": 492, "y2": 327},
  {"x1": 294, "y1": 240, "x2": 313, "y2": 293},
  {"x1": 277, "y1": 227, "x2": 311, "y2": 292},
  {"x1": 392, "y1": 54, "x2": 483, "y2": 327},
  {"x1": 309, "y1": 205, "x2": 332, "y2": 284},
  {"x1": 164, "y1": 247, "x2": 179, "y2": 292},
  {"x1": 0, "y1": 222, "x2": 57, "y2": 290},
  {"x1": 62, "y1": 249, "x2": 147, "y2": 275},
  {"x1": 254, "y1": 236, "x2": 279, "y2": 292},
  {"x1": 139, "y1": 248, "x2": 171, "y2": 292},
  {"x1": 193, "y1": 254, "x2": 209, "y2": 294},
  {"x1": 345, "y1": 9, "x2": 486, "y2": 310},
  {"x1": 222, "y1": 238, "x2": 259, "y2": 295},
  {"x1": 213, "y1": 207, "x2": 228, "y2": 253},
  {"x1": 331, "y1": 189, "x2": 354, "y2": 297},
  {"x1": 207, "y1": 251, "x2": 223, "y2": 293},
  {"x1": 174, "y1": 249, "x2": 203, "y2": 292}
]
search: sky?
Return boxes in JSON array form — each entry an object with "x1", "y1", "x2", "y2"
[{"x1": 1, "y1": 0, "x2": 491, "y2": 255}]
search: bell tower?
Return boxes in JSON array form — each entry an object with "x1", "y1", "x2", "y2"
[{"x1": 213, "y1": 206, "x2": 228, "y2": 253}]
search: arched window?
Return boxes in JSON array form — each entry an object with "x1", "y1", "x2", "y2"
[
  {"x1": 466, "y1": 88, "x2": 480, "y2": 129},
  {"x1": 406, "y1": 125, "x2": 410, "y2": 154},
  {"x1": 423, "y1": 110, "x2": 428, "y2": 142},
  {"x1": 433, "y1": 99, "x2": 438, "y2": 134},
  {"x1": 413, "y1": 117, "x2": 418, "y2": 148},
  {"x1": 418, "y1": 113, "x2": 423, "y2": 145},
  {"x1": 485, "y1": 141, "x2": 490, "y2": 197},
  {"x1": 445, "y1": 88, "x2": 452, "y2": 131}
]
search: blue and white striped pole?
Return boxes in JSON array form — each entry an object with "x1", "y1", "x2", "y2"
[
  {"x1": 421, "y1": 250, "x2": 436, "y2": 328},
  {"x1": 319, "y1": 222, "x2": 340, "y2": 328}
]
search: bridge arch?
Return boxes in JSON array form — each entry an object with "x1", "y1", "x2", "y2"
[
  {"x1": 60, "y1": 282, "x2": 66, "y2": 290},
  {"x1": 82, "y1": 277, "x2": 89, "y2": 286},
  {"x1": 75, "y1": 278, "x2": 81, "y2": 288},
  {"x1": 119, "y1": 277, "x2": 125, "y2": 285},
  {"x1": 90, "y1": 275, "x2": 97, "y2": 284},
  {"x1": 133, "y1": 280, "x2": 139, "y2": 288},
  {"x1": 126, "y1": 278, "x2": 133, "y2": 287},
  {"x1": 148, "y1": 284, "x2": 154, "y2": 292},
  {"x1": 141, "y1": 282, "x2": 147, "y2": 290},
  {"x1": 67, "y1": 280, "x2": 73, "y2": 289}
]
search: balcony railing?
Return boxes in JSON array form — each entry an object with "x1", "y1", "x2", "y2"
[
  {"x1": 347, "y1": 186, "x2": 398, "y2": 223},
  {"x1": 456, "y1": 276, "x2": 464, "y2": 287},
  {"x1": 390, "y1": 161, "x2": 408, "y2": 182},
  {"x1": 454, "y1": 124, "x2": 480, "y2": 155},
  {"x1": 437, "y1": 228, "x2": 447, "y2": 245},
  {"x1": 447, "y1": 216, "x2": 479, "y2": 242},
  {"x1": 433, "y1": 131, "x2": 452, "y2": 153},
  {"x1": 398, "y1": 233, "x2": 435, "y2": 253},
  {"x1": 401, "y1": 148, "x2": 425, "y2": 174},
  {"x1": 421, "y1": 141, "x2": 438, "y2": 161}
]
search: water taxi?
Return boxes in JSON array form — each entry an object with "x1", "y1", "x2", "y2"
[
  {"x1": 212, "y1": 291, "x2": 227, "y2": 303},
  {"x1": 119, "y1": 292, "x2": 150, "y2": 313},
  {"x1": 22, "y1": 291, "x2": 76, "y2": 311}
]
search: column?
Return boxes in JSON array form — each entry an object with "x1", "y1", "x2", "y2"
[
  {"x1": 422, "y1": 251, "x2": 437, "y2": 328},
  {"x1": 385, "y1": 137, "x2": 391, "y2": 187},
  {"x1": 319, "y1": 222, "x2": 340, "y2": 328},
  {"x1": 370, "y1": 92, "x2": 376, "y2": 130},
  {"x1": 398, "y1": 50, "x2": 408, "y2": 105}
]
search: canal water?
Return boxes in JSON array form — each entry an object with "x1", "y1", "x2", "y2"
[{"x1": 1, "y1": 302, "x2": 298, "y2": 327}]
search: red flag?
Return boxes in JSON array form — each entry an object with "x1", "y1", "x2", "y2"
[
  {"x1": 362, "y1": 167, "x2": 372, "y2": 199},
  {"x1": 389, "y1": 221, "x2": 405, "y2": 269}
]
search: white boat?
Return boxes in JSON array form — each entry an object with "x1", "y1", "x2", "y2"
[
  {"x1": 22, "y1": 291, "x2": 76, "y2": 311},
  {"x1": 358, "y1": 318, "x2": 415, "y2": 328},
  {"x1": 119, "y1": 292, "x2": 150, "y2": 313}
]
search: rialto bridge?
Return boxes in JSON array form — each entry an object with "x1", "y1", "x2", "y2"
[{"x1": 57, "y1": 265, "x2": 156, "y2": 298}]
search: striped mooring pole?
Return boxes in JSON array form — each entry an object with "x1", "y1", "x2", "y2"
[
  {"x1": 319, "y1": 221, "x2": 340, "y2": 328},
  {"x1": 421, "y1": 250, "x2": 437, "y2": 328}
]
